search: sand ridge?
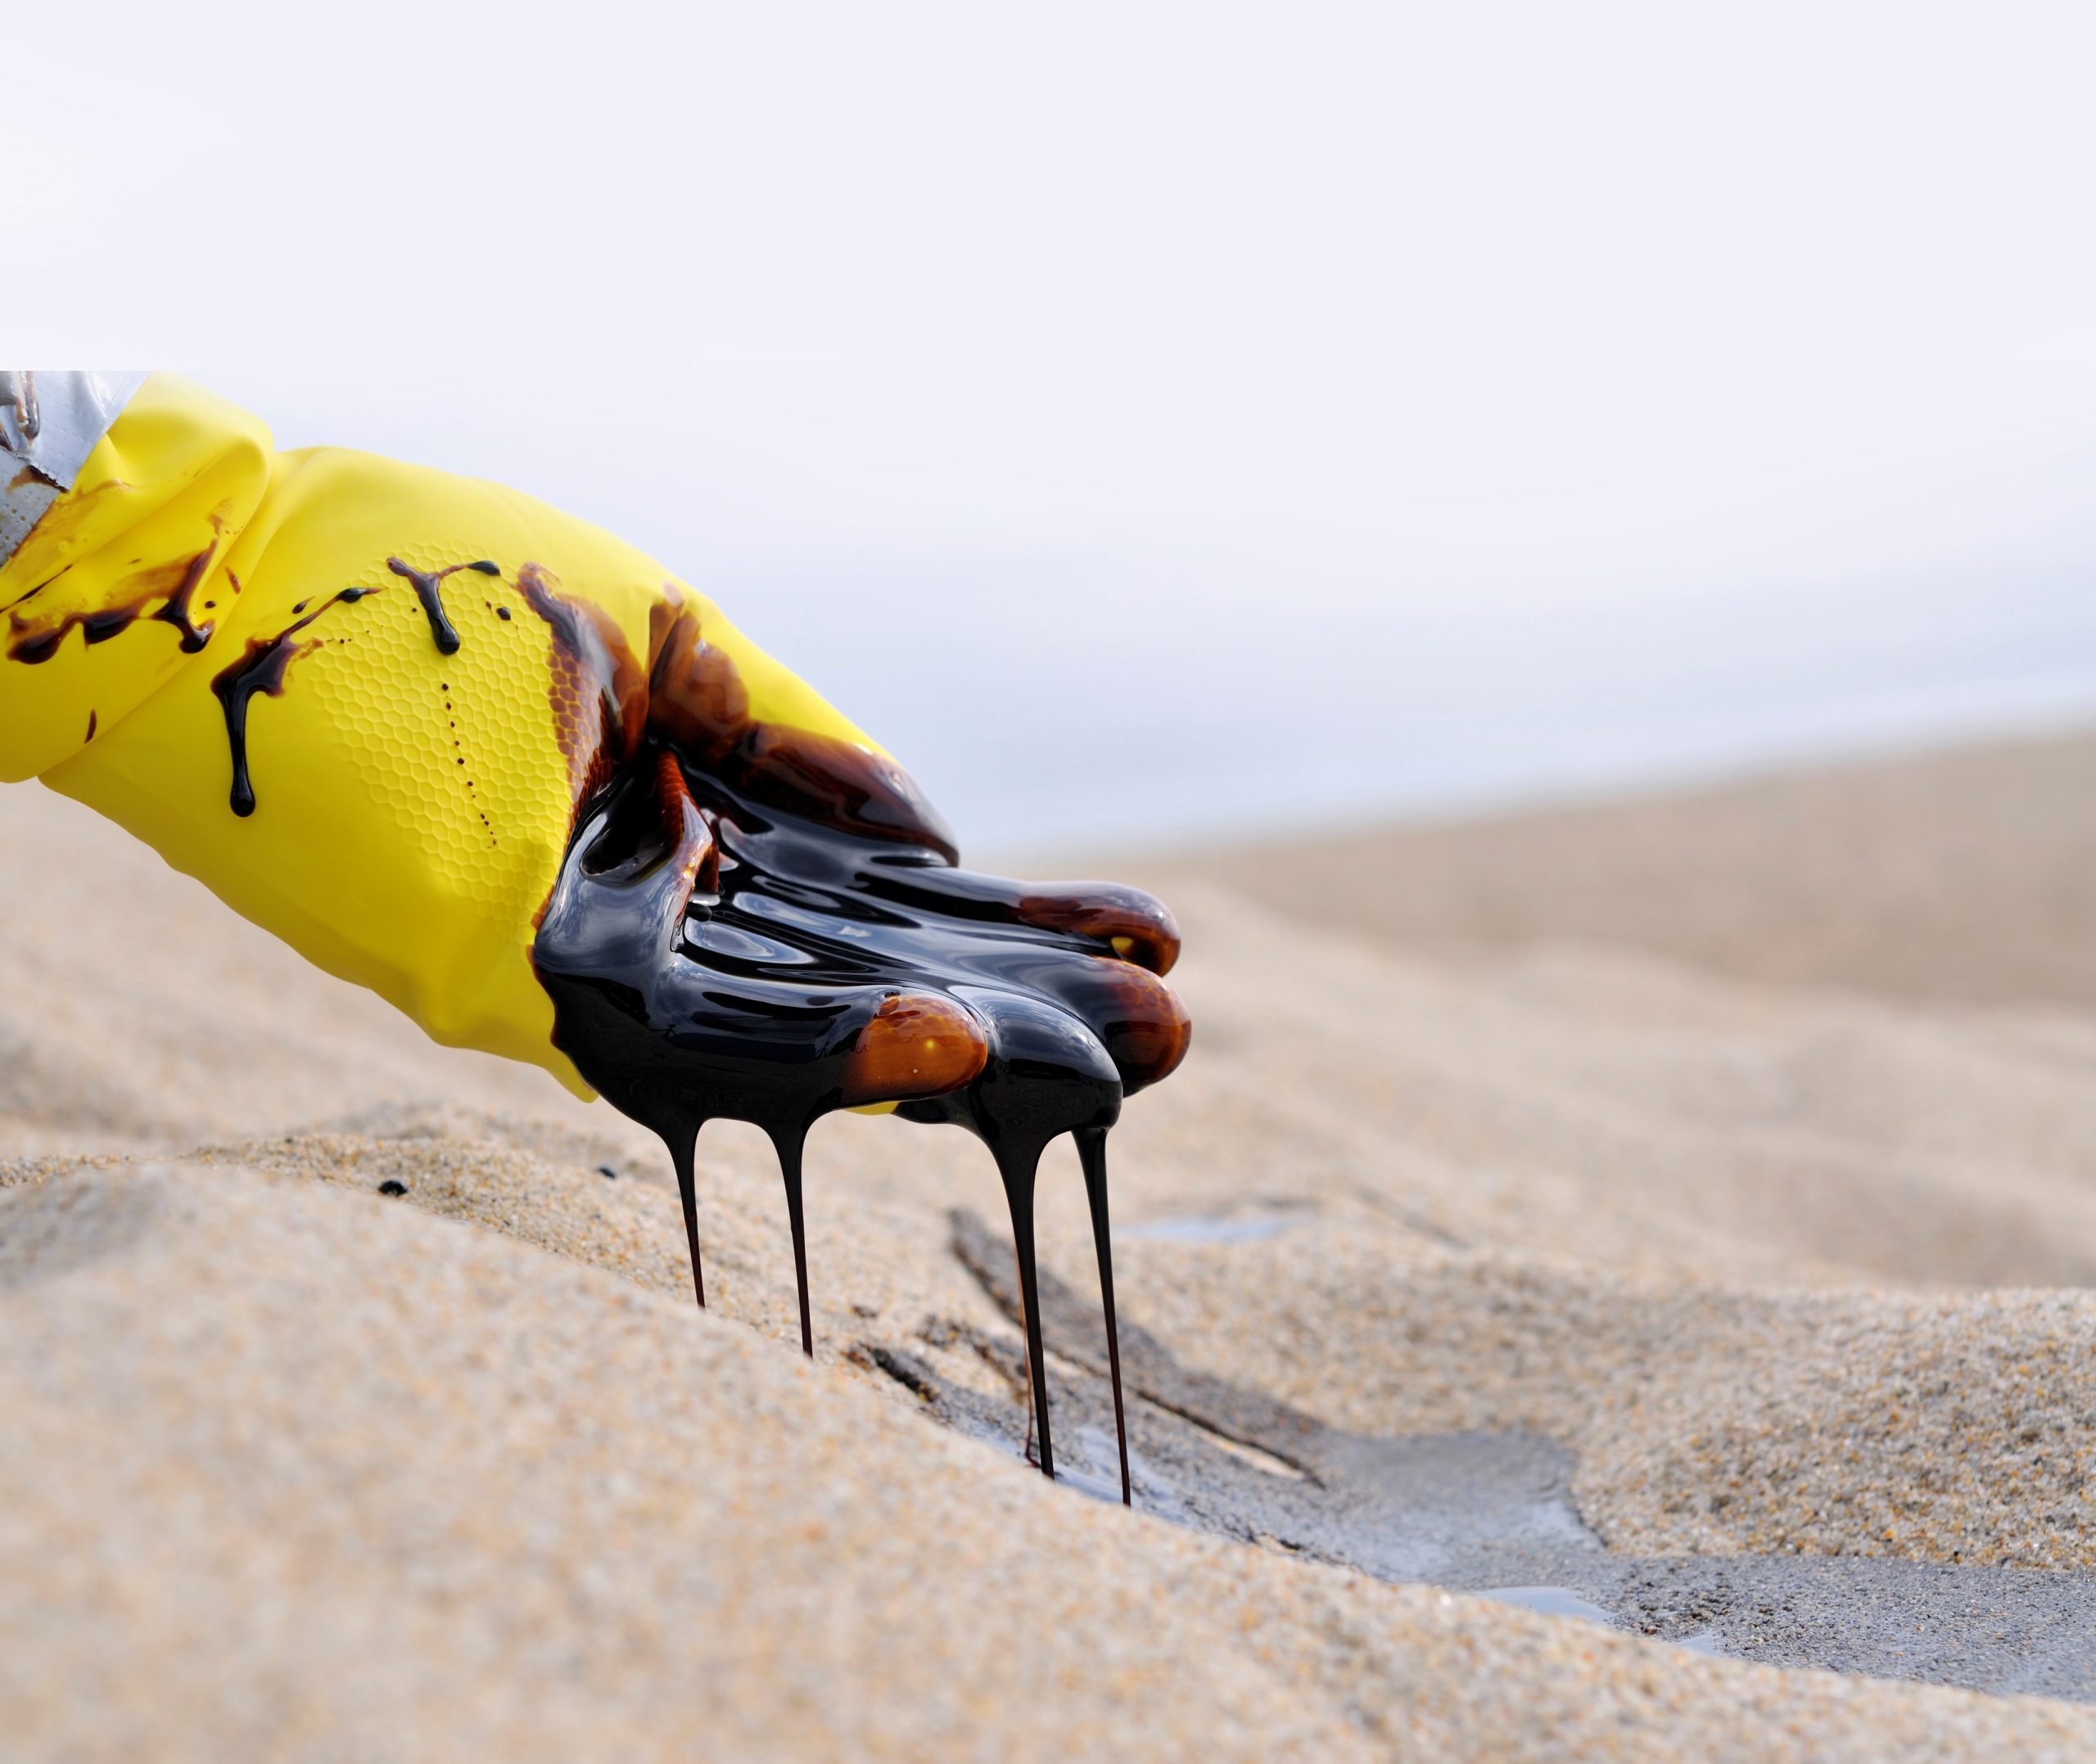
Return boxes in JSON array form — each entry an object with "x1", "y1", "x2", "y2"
[
  {"x1": 1132, "y1": 729, "x2": 2096, "y2": 1009},
  {"x1": 8, "y1": 734, "x2": 2096, "y2": 1753},
  {"x1": 11, "y1": 1162, "x2": 2096, "y2": 1761}
]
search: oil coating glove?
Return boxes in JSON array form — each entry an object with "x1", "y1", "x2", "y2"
[{"x1": 0, "y1": 373, "x2": 970, "y2": 1097}]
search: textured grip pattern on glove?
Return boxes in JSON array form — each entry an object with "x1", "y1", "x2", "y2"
[{"x1": 296, "y1": 545, "x2": 572, "y2": 923}]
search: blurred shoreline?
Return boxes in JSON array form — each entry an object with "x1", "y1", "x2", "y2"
[
  {"x1": 737, "y1": 566, "x2": 2096, "y2": 859},
  {"x1": 1123, "y1": 721, "x2": 2096, "y2": 1008}
]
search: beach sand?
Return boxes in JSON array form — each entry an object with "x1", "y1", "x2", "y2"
[{"x1": 8, "y1": 729, "x2": 2096, "y2": 1757}]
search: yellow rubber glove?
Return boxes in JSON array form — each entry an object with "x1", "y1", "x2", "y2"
[{"x1": 0, "y1": 375, "x2": 943, "y2": 1098}]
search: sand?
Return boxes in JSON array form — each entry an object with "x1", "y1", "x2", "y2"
[
  {"x1": 9, "y1": 730, "x2": 2096, "y2": 1756},
  {"x1": 1138, "y1": 729, "x2": 2096, "y2": 1010}
]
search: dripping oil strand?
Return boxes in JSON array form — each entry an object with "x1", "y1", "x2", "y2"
[
  {"x1": 148, "y1": 544, "x2": 221, "y2": 653},
  {"x1": 386, "y1": 555, "x2": 499, "y2": 656},
  {"x1": 1019, "y1": 1237, "x2": 1037, "y2": 1468},
  {"x1": 669, "y1": 1123, "x2": 708, "y2": 1309},
  {"x1": 1076, "y1": 1126, "x2": 1132, "y2": 1506},
  {"x1": 6, "y1": 542, "x2": 218, "y2": 665},
  {"x1": 997, "y1": 1138, "x2": 1056, "y2": 1482},
  {"x1": 770, "y1": 1126, "x2": 815, "y2": 1357},
  {"x1": 211, "y1": 588, "x2": 376, "y2": 817}
]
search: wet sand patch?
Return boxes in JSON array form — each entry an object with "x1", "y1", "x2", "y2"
[{"x1": 881, "y1": 1210, "x2": 2096, "y2": 1700}]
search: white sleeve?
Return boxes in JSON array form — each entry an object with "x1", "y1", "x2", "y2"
[{"x1": 0, "y1": 371, "x2": 149, "y2": 566}]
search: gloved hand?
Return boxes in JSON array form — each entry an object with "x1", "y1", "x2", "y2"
[{"x1": 0, "y1": 374, "x2": 982, "y2": 1096}]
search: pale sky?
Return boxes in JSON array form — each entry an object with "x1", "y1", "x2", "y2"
[{"x1": 13, "y1": 1, "x2": 2096, "y2": 848}]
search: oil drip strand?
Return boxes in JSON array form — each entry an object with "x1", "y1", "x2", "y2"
[
  {"x1": 386, "y1": 556, "x2": 500, "y2": 656},
  {"x1": 530, "y1": 590, "x2": 1190, "y2": 1505},
  {"x1": 211, "y1": 555, "x2": 495, "y2": 817},
  {"x1": 211, "y1": 588, "x2": 377, "y2": 817}
]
